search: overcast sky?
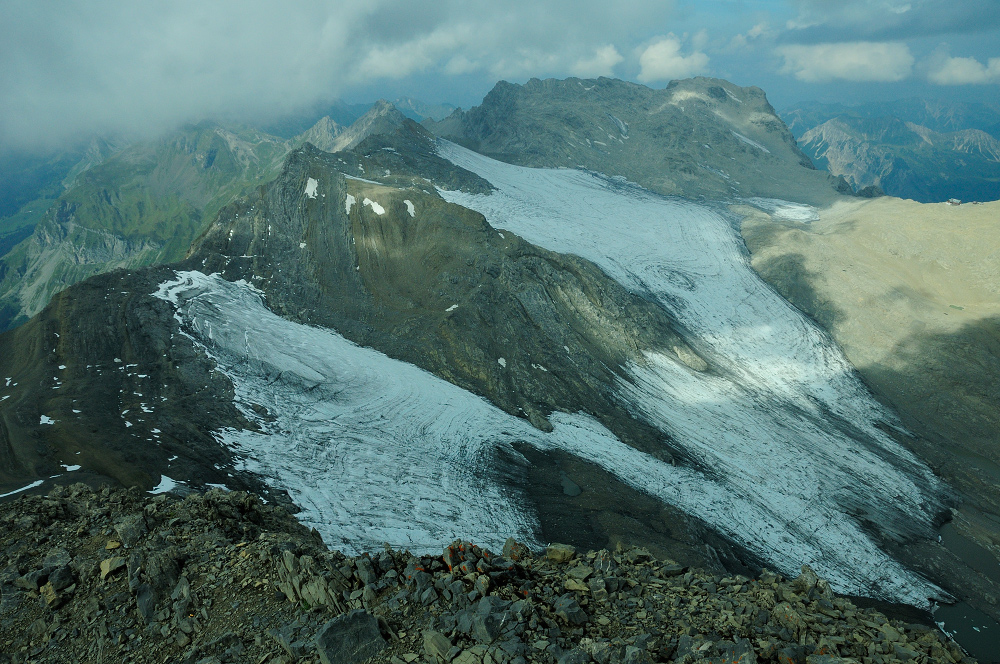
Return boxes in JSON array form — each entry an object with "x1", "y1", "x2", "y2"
[{"x1": 2, "y1": 0, "x2": 998, "y2": 151}]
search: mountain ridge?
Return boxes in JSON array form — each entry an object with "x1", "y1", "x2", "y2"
[{"x1": 427, "y1": 76, "x2": 850, "y2": 206}]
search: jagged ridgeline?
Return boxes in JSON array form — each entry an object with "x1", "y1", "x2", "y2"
[
  {"x1": 190, "y1": 140, "x2": 699, "y2": 446},
  {"x1": 426, "y1": 76, "x2": 850, "y2": 205}
]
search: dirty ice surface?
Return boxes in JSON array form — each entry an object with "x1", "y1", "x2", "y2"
[
  {"x1": 436, "y1": 140, "x2": 947, "y2": 606},
  {"x1": 155, "y1": 263, "x2": 942, "y2": 607}
]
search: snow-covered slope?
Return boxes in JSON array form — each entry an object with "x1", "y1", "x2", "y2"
[
  {"x1": 433, "y1": 141, "x2": 948, "y2": 604},
  {"x1": 155, "y1": 227, "x2": 942, "y2": 608}
]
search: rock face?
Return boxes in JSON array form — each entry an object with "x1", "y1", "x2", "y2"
[
  {"x1": 427, "y1": 76, "x2": 849, "y2": 205},
  {"x1": 187, "y1": 142, "x2": 697, "y2": 446},
  {"x1": 0, "y1": 122, "x2": 701, "y2": 549},
  {"x1": 0, "y1": 485, "x2": 975, "y2": 664},
  {"x1": 797, "y1": 116, "x2": 1000, "y2": 203},
  {"x1": 0, "y1": 265, "x2": 258, "y2": 493}
]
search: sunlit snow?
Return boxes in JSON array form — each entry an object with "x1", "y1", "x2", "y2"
[
  {"x1": 436, "y1": 140, "x2": 946, "y2": 606},
  {"x1": 363, "y1": 198, "x2": 385, "y2": 215},
  {"x1": 404, "y1": 200, "x2": 416, "y2": 217},
  {"x1": 39, "y1": 415, "x2": 55, "y2": 425},
  {"x1": 305, "y1": 178, "x2": 319, "y2": 199},
  {"x1": 149, "y1": 475, "x2": 178, "y2": 494},
  {"x1": 155, "y1": 266, "x2": 942, "y2": 607},
  {"x1": 345, "y1": 194, "x2": 356, "y2": 214},
  {"x1": 731, "y1": 131, "x2": 771, "y2": 153},
  {"x1": 0, "y1": 480, "x2": 44, "y2": 499}
]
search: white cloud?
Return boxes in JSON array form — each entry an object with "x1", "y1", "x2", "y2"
[
  {"x1": 570, "y1": 45, "x2": 623, "y2": 78},
  {"x1": 637, "y1": 35, "x2": 710, "y2": 83},
  {"x1": 355, "y1": 26, "x2": 476, "y2": 80},
  {"x1": 728, "y1": 22, "x2": 772, "y2": 51},
  {"x1": 776, "y1": 42, "x2": 914, "y2": 82},
  {"x1": 926, "y1": 50, "x2": 1000, "y2": 84},
  {"x1": 0, "y1": 0, "x2": 679, "y2": 150},
  {"x1": 786, "y1": 0, "x2": 914, "y2": 30}
]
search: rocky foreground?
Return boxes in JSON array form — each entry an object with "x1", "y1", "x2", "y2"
[{"x1": 0, "y1": 485, "x2": 975, "y2": 664}]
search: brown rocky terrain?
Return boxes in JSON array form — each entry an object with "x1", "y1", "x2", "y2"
[
  {"x1": 0, "y1": 484, "x2": 975, "y2": 664},
  {"x1": 740, "y1": 197, "x2": 1000, "y2": 636}
]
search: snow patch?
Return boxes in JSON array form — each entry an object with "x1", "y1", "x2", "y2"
[
  {"x1": 404, "y1": 200, "x2": 415, "y2": 217},
  {"x1": 497, "y1": 358, "x2": 507, "y2": 368},
  {"x1": 345, "y1": 194, "x2": 356, "y2": 214},
  {"x1": 731, "y1": 131, "x2": 771, "y2": 154},
  {"x1": 363, "y1": 198, "x2": 385, "y2": 215},
  {"x1": 60, "y1": 464, "x2": 81, "y2": 472},
  {"x1": 149, "y1": 475, "x2": 178, "y2": 494},
  {"x1": 300, "y1": 242, "x2": 307, "y2": 249},
  {"x1": 446, "y1": 304, "x2": 459, "y2": 312},
  {"x1": 748, "y1": 198, "x2": 820, "y2": 223},
  {"x1": 305, "y1": 178, "x2": 319, "y2": 199},
  {"x1": 0, "y1": 480, "x2": 44, "y2": 499},
  {"x1": 39, "y1": 415, "x2": 55, "y2": 425}
]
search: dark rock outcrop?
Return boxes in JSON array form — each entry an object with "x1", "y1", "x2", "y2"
[{"x1": 0, "y1": 485, "x2": 976, "y2": 663}]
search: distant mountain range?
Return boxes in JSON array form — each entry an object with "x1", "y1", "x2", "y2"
[{"x1": 781, "y1": 99, "x2": 1000, "y2": 202}]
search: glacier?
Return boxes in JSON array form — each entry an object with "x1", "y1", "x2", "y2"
[{"x1": 147, "y1": 142, "x2": 951, "y2": 607}]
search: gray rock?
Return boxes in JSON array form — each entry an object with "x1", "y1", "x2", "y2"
[
  {"x1": 558, "y1": 648, "x2": 591, "y2": 664},
  {"x1": 114, "y1": 515, "x2": 148, "y2": 547},
  {"x1": 423, "y1": 629, "x2": 453, "y2": 662},
  {"x1": 315, "y1": 609, "x2": 387, "y2": 664},
  {"x1": 546, "y1": 544, "x2": 576, "y2": 563},
  {"x1": 553, "y1": 593, "x2": 588, "y2": 625}
]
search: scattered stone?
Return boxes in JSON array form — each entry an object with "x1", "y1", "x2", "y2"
[
  {"x1": 546, "y1": 543, "x2": 576, "y2": 563},
  {"x1": 0, "y1": 484, "x2": 972, "y2": 664},
  {"x1": 315, "y1": 609, "x2": 387, "y2": 664},
  {"x1": 100, "y1": 556, "x2": 126, "y2": 580},
  {"x1": 423, "y1": 629, "x2": 453, "y2": 662}
]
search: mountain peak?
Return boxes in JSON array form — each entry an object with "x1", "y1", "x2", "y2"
[
  {"x1": 295, "y1": 116, "x2": 344, "y2": 153},
  {"x1": 324, "y1": 100, "x2": 408, "y2": 153},
  {"x1": 426, "y1": 75, "x2": 841, "y2": 205}
]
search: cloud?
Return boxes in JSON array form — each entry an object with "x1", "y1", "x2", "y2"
[
  {"x1": 0, "y1": 0, "x2": 678, "y2": 151},
  {"x1": 571, "y1": 45, "x2": 624, "y2": 78},
  {"x1": 776, "y1": 42, "x2": 914, "y2": 82},
  {"x1": 782, "y1": 0, "x2": 1000, "y2": 42},
  {"x1": 925, "y1": 48, "x2": 1000, "y2": 84},
  {"x1": 728, "y1": 22, "x2": 773, "y2": 51},
  {"x1": 637, "y1": 35, "x2": 710, "y2": 83}
]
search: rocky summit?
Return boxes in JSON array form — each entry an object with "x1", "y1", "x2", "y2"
[{"x1": 0, "y1": 484, "x2": 974, "y2": 664}]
